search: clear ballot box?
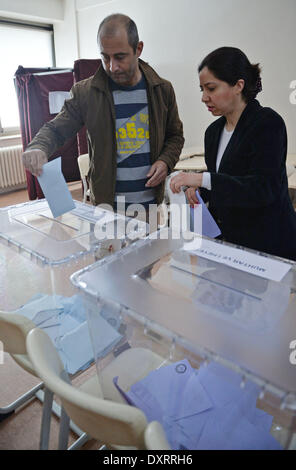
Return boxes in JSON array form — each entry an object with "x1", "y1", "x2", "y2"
[
  {"x1": 71, "y1": 229, "x2": 296, "y2": 449},
  {"x1": 0, "y1": 199, "x2": 147, "y2": 375}
]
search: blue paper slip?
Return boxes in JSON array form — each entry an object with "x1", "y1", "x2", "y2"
[
  {"x1": 11, "y1": 293, "x2": 94, "y2": 375},
  {"x1": 37, "y1": 157, "x2": 75, "y2": 218},
  {"x1": 113, "y1": 359, "x2": 282, "y2": 450},
  {"x1": 190, "y1": 191, "x2": 221, "y2": 238}
]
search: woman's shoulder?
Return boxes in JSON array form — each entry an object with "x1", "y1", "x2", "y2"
[
  {"x1": 241, "y1": 99, "x2": 285, "y2": 130},
  {"x1": 256, "y1": 104, "x2": 285, "y2": 125}
]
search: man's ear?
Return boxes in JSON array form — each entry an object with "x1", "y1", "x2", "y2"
[{"x1": 136, "y1": 41, "x2": 144, "y2": 58}]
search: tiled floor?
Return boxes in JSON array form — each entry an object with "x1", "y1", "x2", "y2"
[
  {"x1": 0, "y1": 352, "x2": 100, "y2": 450},
  {"x1": 0, "y1": 181, "x2": 84, "y2": 208}
]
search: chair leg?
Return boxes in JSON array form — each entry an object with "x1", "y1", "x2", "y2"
[
  {"x1": 58, "y1": 406, "x2": 70, "y2": 450},
  {"x1": 82, "y1": 177, "x2": 88, "y2": 203},
  {"x1": 67, "y1": 432, "x2": 90, "y2": 450},
  {"x1": 39, "y1": 387, "x2": 54, "y2": 450}
]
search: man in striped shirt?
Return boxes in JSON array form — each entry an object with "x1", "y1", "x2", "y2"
[
  {"x1": 98, "y1": 13, "x2": 183, "y2": 215},
  {"x1": 23, "y1": 14, "x2": 184, "y2": 221}
]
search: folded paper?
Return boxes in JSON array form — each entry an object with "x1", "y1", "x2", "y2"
[
  {"x1": 190, "y1": 190, "x2": 221, "y2": 238},
  {"x1": 37, "y1": 157, "x2": 75, "y2": 218},
  {"x1": 10, "y1": 293, "x2": 121, "y2": 375},
  {"x1": 114, "y1": 359, "x2": 282, "y2": 450}
]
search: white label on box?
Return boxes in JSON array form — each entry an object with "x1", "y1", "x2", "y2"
[{"x1": 183, "y1": 238, "x2": 291, "y2": 282}]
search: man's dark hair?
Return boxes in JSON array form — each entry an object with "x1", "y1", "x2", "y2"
[{"x1": 98, "y1": 13, "x2": 139, "y2": 53}]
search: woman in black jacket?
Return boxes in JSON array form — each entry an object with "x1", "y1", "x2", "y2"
[{"x1": 170, "y1": 47, "x2": 296, "y2": 261}]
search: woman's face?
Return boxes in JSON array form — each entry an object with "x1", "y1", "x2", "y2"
[{"x1": 199, "y1": 66, "x2": 243, "y2": 117}]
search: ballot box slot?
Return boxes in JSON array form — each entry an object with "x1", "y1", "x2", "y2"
[{"x1": 171, "y1": 264, "x2": 263, "y2": 302}]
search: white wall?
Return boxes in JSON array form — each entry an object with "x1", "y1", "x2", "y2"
[
  {"x1": 54, "y1": 0, "x2": 79, "y2": 67},
  {"x1": 0, "y1": 0, "x2": 295, "y2": 152},
  {"x1": 0, "y1": 0, "x2": 78, "y2": 69},
  {"x1": 0, "y1": 0, "x2": 63, "y2": 22},
  {"x1": 76, "y1": 0, "x2": 296, "y2": 153}
]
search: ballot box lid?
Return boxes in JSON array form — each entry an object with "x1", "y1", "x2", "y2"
[
  {"x1": 0, "y1": 199, "x2": 147, "y2": 266},
  {"x1": 71, "y1": 229, "x2": 296, "y2": 409}
]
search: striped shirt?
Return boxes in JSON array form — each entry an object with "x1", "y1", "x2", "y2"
[{"x1": 109, "y1": 75, "x2": 156, "y2": 211}]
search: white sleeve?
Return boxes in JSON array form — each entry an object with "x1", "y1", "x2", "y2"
[{"x1": 201, "y1": 172, "x2": 212, "y2": 190}]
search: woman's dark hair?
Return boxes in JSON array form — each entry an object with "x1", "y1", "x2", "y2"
[{"x1": 198, "y1": 47, "x2": 262, "y2": 102}]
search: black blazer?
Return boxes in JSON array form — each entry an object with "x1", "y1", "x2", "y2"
[{"x1": 201, "y1": 99, "x2": 296, "y2": 261}]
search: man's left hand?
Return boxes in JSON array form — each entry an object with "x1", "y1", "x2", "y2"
[{"x1": 146, "y1": 160, "x2": 168, "y2": 187}]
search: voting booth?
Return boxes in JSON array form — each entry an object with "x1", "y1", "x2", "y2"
[
  {"x1": 0, "y1": 199, "x2": 147, "y2": 375},
  {"x1": 71, "y1": 229, "x2": 296, "y2": 449}
]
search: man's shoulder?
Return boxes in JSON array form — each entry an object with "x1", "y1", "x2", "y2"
[
  {"x1": 140, "y1": 60, "x2": 173, "y2": 89},
  {"x1": 73, "y1": 75, "x2": 94, "y2": 92}
]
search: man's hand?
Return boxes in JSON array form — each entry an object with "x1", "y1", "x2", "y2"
[
  {"x1": 22, "y1": 149, "x2": 48, "y2": 177},
  {"x1": 146, "y1": 160, "x2": 168, "y2": 187},
  {"x1": 170, "y1": 171, "x2": 203, "y2": 193}
]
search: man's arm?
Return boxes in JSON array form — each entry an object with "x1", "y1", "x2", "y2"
[
  {"x1": 146, "y1": 83, "x2": 184, "y2": 187},
  {"x1": 23, "y1": 84, "x2": 85, "y2": 175},
  {"x1": 158, "y1": 83, "x2": 184, "y2": 172}
]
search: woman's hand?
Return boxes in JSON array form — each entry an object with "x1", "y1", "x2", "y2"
[
  {"x1": 186, "y1": 187, "x2": 199, "y2": 206},
  {"x1": 169, "y1": 172, "x2": 203, "y2": 193}
]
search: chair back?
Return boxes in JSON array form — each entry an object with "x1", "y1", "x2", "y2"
[
  {"x1": 0, "y1": 311, "x2": 35, "y2": 355},
  {"x1": 144, "y1": 421, "x2": 171, "y2": 450},
  {"x1": 27, "y1": 328, "x2": 148, "y2": 448},
  {"x1": 77, "y1": 153, "x2": 90, "y2": 178}
]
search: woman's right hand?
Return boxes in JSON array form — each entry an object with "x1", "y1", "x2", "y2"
[{"x1": 185, "y1": 187, "x2": 199, "y2": 206}]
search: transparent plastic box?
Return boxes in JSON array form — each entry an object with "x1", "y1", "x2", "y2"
[
  {"x1": 71, "y1": 229, "x2": 296, "y2": 449},
  {"x1": 0, "y1": 199, "x2": 147, "y2": 374}
]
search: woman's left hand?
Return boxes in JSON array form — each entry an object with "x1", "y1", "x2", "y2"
[{"x1": 170, "y1": 172, "x2": 203, "y2": 193}]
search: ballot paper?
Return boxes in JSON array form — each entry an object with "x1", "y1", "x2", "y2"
[
  {"x1": 166, "y1": 173, "x2": 191, "y2": 233},
  {"x1": 190, "y1": 190, "x2": 221, "y2": 238},
  {"x1": 10, "y1": 293, "x2": 121, "y2": 375},
  {"x1": 57, "y1": 322, "x2": 94, "y2": 375},
  {"x1": 166, "y1": 172, "x2": 221, "y2": 238},
  {"x1": 114, "y1": 360, "x2": 282, "y2": 450},
  {"x1": 37, "y1": 157, "x2": 75, "y2": 218}
]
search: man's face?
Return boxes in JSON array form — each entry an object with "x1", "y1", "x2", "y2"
[{"x1": 99, "y1": 27, "x2": 143, "y2": 87}]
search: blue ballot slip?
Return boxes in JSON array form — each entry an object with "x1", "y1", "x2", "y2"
[
  {"x1": 11, "y1": 293, "x2": 96, "y2": 374},
  {"x1": 114, "y1": 360, "x2": 282, "y2": 450},
  {"x1": 37, "y1": 157, "x2": 75, "y2": 218},
  {"x1": 190, "y1": 190, "x2": 221, "y2": 238}
]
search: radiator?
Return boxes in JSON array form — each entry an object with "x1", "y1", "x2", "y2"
[{"x1": 0, "y1": 145, "x2": 26, "y2": 192}]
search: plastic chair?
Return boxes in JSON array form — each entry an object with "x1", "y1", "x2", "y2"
[
  {"x1": 144, "y1": 421, "x2": 171, "y2": 450},
  {"x1": 286, "y1": 163, "x2": 296, "y2": 178},
  {"x1": 0, "y1": 312, "x2": 53, "y2": 448},
  {"x1": 77, "y1": 153, "x2": 90, "y2": 203},
  {"x1": 26, "y1": 327, "x2": 169, "y2": 450},
  {"x1": 0, "y1": 312, "x2": 81, "y2": 450}
]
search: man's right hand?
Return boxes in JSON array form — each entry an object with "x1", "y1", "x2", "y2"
[{"x1": 22, "y1": 149, "x2": 48, "y2": 177}]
